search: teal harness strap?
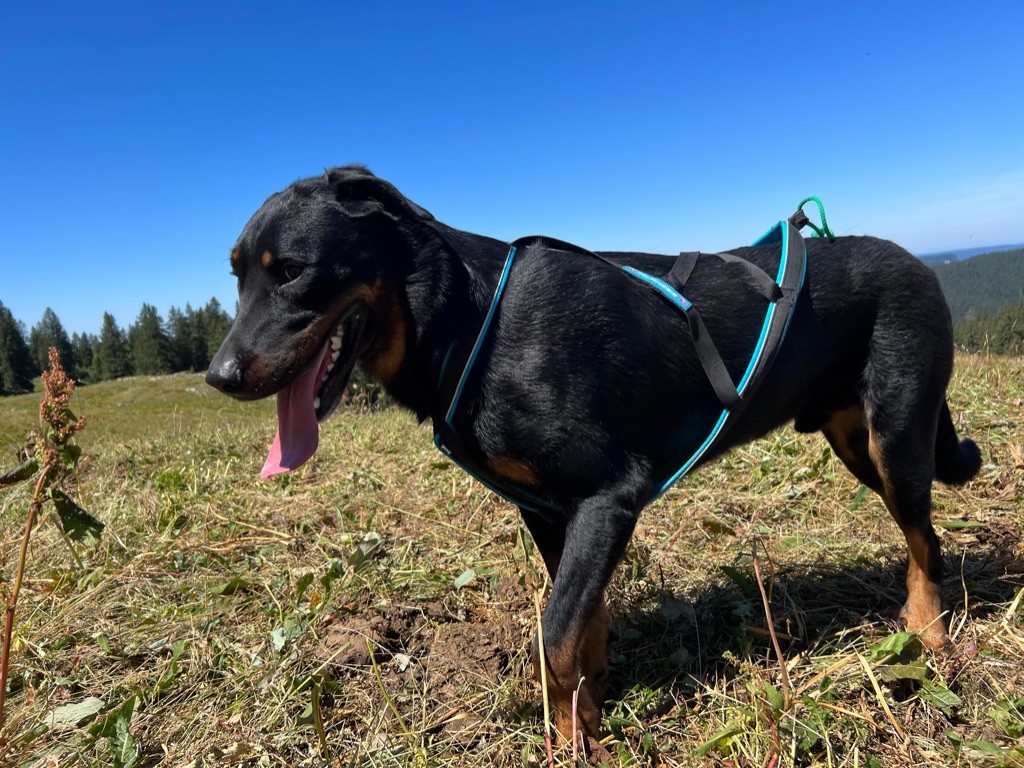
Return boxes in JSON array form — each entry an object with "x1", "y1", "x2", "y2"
[
  {"x1": 433, "y1": 245, "x2": 556, "y2": 514},
  {"x1": 640, "y1": 219, "x2": 807, "y2": 501}
]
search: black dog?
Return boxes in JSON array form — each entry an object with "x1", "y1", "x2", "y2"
[{"x1": 207, "y1": 166, "x2": 980, "y2": 739}]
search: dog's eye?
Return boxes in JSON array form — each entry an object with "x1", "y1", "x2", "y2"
[{"x1": 282, "y1": 264, "x2": 304, "y2": 282}]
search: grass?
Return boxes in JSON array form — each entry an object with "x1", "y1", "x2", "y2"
[{"x1": 0, "y1": 355, "x2": 1022, "y2": 767}]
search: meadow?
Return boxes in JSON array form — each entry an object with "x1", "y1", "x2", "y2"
[{"x1": 0, "y1": 355, "x2": 1021, "y2": 767}]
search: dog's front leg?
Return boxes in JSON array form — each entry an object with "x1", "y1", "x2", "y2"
[{"x1": 532, "y1": 492, "x2": 638, "y2": 742}]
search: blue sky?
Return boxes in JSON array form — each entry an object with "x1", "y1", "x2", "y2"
[{"x1": 2, "y1": 1, "x2": 1022, "y2": 335}]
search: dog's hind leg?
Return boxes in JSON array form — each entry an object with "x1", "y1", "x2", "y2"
[
  {"x1": 524, "y1": 493, "x2": 638, "y2": 740},
  {"x1": 823, "y1": 347, "x2": 955, "y2": 652},
  {"x1": 823, "y1": 401, "x2": 950, "y2": 650}
]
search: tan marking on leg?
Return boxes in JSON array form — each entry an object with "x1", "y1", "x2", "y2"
[
  {"x1": 578, "y1": 599, "x2": 611, "y2": 706},
  {"x1": 822, "y1": 405, "x2": 867, "y2": 468},
  {"x1": 866, "y1": 425, "x2": 889, "y2": 490},
  {"x1": 868, "y1": 425, "x2": 950, "y2": 651},
  {"x1": 900, "y1": 528, "x2": 948, "y2": 650},
  {"x1": 533, "y1": 617, "x2": 602, "y2": 741},
  {"x1": 486, "y1": 457, "x2": 539, "y2": 487}
]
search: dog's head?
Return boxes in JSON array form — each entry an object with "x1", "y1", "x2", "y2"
[{"x1": 206, "y1": 165, "x2": 433, "y2": 477}]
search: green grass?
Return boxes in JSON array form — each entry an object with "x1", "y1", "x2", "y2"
[{"x1": 1, "y1": 357, "x2": 1022, "y2": 767}]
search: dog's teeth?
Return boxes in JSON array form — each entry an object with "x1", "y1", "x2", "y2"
[
  {"x1": 313, "y1": 397, "x2": 321, "y2": 410},
  {"x1": 331, "y1": 349, "x2": 340, "y2": 362},
  {"x1": 331, "y1": 335, "x2": 342, "y2": 350},
  {"x1": 327, "y1": 362, "x2": 335, "y2": 372}
]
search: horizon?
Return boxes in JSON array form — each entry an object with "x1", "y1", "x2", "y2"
[
  {"x1": 3, "y1": 241, "x2": 1022, "y2": 339},
  {"x1": 3, "y1": 2, "x2": 1023, "y2": 336}
]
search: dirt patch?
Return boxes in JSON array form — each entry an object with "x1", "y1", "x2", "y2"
[
  {"x1": 313, "y1": 595, "x2": 530, "y2": 731},
  {"x1": 426, "y1": 620, "x2": 518, "y2": 697}
]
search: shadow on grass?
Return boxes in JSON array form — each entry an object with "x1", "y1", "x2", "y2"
[{"x1": 605, "y1": 538, "x2": 1024, "y2": 715}]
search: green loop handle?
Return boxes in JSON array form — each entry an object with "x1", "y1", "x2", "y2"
[{"x1": 796, "y1": 196, "x2": 836, "y2": 239}]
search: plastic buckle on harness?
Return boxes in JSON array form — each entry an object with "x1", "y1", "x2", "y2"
[{"x1": 788, "y1": 209, "x2": 810, "y2": 231}]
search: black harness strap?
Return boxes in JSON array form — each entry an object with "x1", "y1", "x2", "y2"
[{"x1": 680, "y1": 300, "x2": 742, "y2": 409}]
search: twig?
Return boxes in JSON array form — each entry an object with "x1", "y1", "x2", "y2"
[
  {"x1": 0, "y1": 465, "x2": 52, "y2": 727},
  {"x1": 572, "y1": 675, "x2": 586, "y2": 763},
  {"x1": 857, "y1": 653, "x2": 907, "y2": 742},
  {"x1": 535, "y1": 592, "x2": 555, "y2": 767},
  {"x1": 312, "y1": 680, "x2": 329, "y2": 760},
  {"x1": 752, "y1": 543, "x2": 793, "y2": 707}
]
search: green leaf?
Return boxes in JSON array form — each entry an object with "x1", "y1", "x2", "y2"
[
  {"x1": 47, "y1": 696, "x2": 105, "y2": 727},
  {"x1": 93, "y1": 632, "x2": 111, "y2": 654},
  {"x1": 869, "y1": 631, "x2": 923, "y2": 663},
  {"x1": 701, "y1": 516, "x2": 736, "y2": 537},
  {"x1": 347, "y1": 532, "x2": 383, "y2": 569},
  {"x1": 965, "y1": 740, "x2": 1004, "y2": 756},
  {"x1": 879, "y1": 660, "x2": 929, "y2": 681},
  {"x1": 919, "y1": 678, "x2": 962, "y2": 714},
  {"x1": 295, "y1": 572, "x2": 315, "y2": 603},
  {"x1": 50, "y1": 489, "x2": 104, "y2": 542},
  {"x1": 849, "y1": 485, "x2": 871, "y2": 511},
  {"x1": 719, "y1": 565, "x2": 757, "y2": 599},
  {"x1": 113, "y1": 713, "x2": 138, "y2": 768},
  {"x1": 170, "y1": 640, "x2": 186, "y2": 662},
  {"x1": 695, "y1": 725, "x2": 744, "y2": 757},
  {"x1": 763, "y1": 682, "x2": 785, "y2": 713},
  {"x1": 56, "y1": 444, "x2": 82, "y2": 471},
  {"x1": 210, "y1": 576, "x2": 251, "y2": 596},
  {"x1": 935, "y1": 519, "x2": 986, "y2": 530},
  {"x1": 0, "y1": 456, "x2": 39, "y2": 486},
  {"x1": 989, "y1": 698, "x2": 1024, "y2": 739},
  {"x1": 454, "y1": 568, "x2": 476, "y2": 589},
  {"x1": 88, "y1": 695, "x2": 136, "y2": 740},
  {"x1": 270, "y1": 618, "x2": 307, "y2": 653},
  {"x1": 319, "y1": 560, "x2": 345, "y2": 592}
]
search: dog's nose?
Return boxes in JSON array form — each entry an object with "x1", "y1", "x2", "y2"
[{"x1": 206, "y1": 356, "x2": 244, "y2": 394}]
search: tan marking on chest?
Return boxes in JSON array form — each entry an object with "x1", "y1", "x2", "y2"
[{"x1": 486, "y1": 457, "x2": 539, "y2": 487}]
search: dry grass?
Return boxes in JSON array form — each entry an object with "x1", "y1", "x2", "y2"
[{"x1": 0, "y1": 355, "x2": 1022, "y2": 767}]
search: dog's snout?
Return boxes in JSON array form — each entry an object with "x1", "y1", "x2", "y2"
[{"x1": 206, "y1": 356, "x2": 245, "y2": 394}]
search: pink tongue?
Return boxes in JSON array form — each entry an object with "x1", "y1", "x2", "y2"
[{"x1": 260, "y1": 347, "x2": 329, "y2": 478}]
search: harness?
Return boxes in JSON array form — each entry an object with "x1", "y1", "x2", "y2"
[{"x1": 432, "y1": 205, "x2": 822, "y2": 512}]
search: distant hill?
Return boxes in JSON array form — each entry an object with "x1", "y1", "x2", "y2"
[
  {"x1": 918, "y1": 243, "x2": 1024, "y2": 267},
  {"x1": 931, "y1": 248, "x2": 1024, "y2": 324}
]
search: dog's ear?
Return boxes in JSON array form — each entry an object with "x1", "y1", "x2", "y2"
[{"x1": 325, "y1": 167, "x2": 435, "y2": 222}]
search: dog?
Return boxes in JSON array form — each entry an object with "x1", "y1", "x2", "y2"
[{"x1": 207, "y1": 165, "x2": 981, "y2": 741}]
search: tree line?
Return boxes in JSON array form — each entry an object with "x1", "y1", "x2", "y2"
[
  {"x1": 932, "y1": 247, "x2": 1024, "y2": 324},
  {"x1": 0, "y1": 299, "x2": 232, "y2": 395},
  {"x1": 955, "y1": 298, "x2": 1024, "y2": 355}
]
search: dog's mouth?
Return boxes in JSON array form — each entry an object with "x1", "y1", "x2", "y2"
[{"x1": 260, "y1": 304, "x2": 368, "y2": 478}]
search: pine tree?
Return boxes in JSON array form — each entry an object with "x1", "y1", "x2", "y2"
[
  {"x1": 71, "y1": 333, "x2": 96, "y2": 382},
  {"x1": 129, "y1": 304, "x2": 173, "y2": 375},
  {"x1": 167, "y1": 304, "x2": 204, "y2": 372},
  {"x1": 0, "y1": 301, "x2": 35, "y2": 395},
  {"x1": 200, "y1": 298, "x2": 232, "y2": 370},
  {"x1": 28, "y1": 308, "x2": 78, "y2": 380},
  {"x1": 93, "y1": 313, "x2": 133, "y2": 381}
]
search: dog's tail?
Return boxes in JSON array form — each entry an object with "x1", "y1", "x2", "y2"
[{"x1": 934, "y1": 400, "x2": 982, "y2": 485}]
